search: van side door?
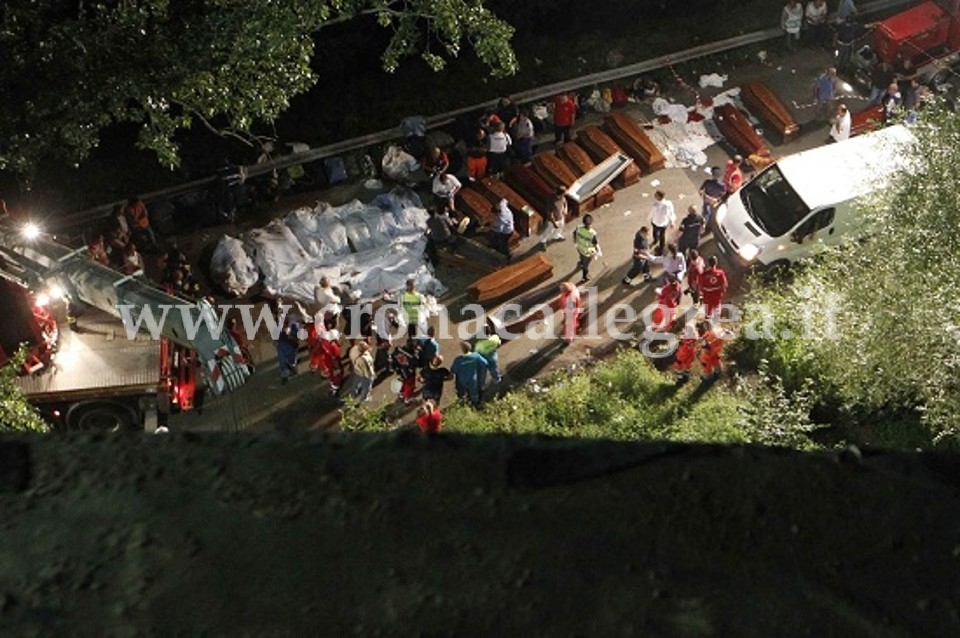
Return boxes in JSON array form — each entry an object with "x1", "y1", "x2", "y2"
[{"x1": 790, "y1": 207, "x2": 836, "y2": 246}]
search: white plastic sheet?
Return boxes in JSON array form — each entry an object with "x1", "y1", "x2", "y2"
[
  {"x1": 381, "y1": 145, "x2": 420, "y2": 182},
  {"x1": 208, "y1": 189, "x2": 445, "y2": 303},
  {"x1": 209, "y1": 235, "x2": 259, "y2": 297}
]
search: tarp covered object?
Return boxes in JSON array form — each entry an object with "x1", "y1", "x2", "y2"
[
  {"x1": 209, "y1": 235, "x2": 260, "y2": 298},
  {"x1": 209, "y1": 188, "x2": 446, "y2": 303}
]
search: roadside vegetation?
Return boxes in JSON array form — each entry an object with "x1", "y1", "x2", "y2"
[{"x1": 0, "y1": 351, "x2": 49, "y2": 433}]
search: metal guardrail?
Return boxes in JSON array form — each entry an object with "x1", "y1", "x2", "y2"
[{"x1": 55, "y1": 0, "x2": 913, "y2": 231}]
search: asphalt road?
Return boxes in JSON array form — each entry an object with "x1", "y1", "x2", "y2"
[{"x1": 172, "y1": 44, "x2": 858, "y2": 433}]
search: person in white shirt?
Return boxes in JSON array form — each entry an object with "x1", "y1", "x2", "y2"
[
  {"x1": 313, "y1": 276, "x2": 342, "y2": 321},
  {"x1": 653, "y1": 243, "x2": 686, "y2": 283},
  {"x1": 781, "y1": 0, "x2": 803, "y2": 52},
  {"x1": 804, "y1": 0, "x2": 829, "y2": 47},
  {"x1": 649, "y1": 190, "x2": 676, "y2": 255},
  {"x1": 486, "y1": 120, "x2": 512, "y2": 176},
  {"x1": 432, "y1": 172, "x2": 461, "y2": 214},
  {"x1": 830, "y1": 103, "x2": 852, "y2": 143}
]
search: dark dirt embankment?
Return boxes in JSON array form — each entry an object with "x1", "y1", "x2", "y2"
[{"x1": 0, "y1": 433, "x2": 957, "y2": 635}]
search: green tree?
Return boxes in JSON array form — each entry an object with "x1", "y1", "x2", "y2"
[
  {"x1": 0, "y1": 351, "x2": 49, "y2": 433},
  {"x1": 0, "y1": 0, "x2": 517, "y2": 177},
  {"x1": 743, "y1": 108, "x2": 960, "y2": 444}
]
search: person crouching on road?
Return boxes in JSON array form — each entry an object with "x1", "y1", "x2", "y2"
[
  {"x1": 416, "y1": 400, "x2": 443, "y2": 434},
  {"x1": 699, "y1": 322, "x2": 727, "y2": 382},
  {"x1": 421, "y1": 355, "x2": 452, "y2": 403},
  {"x1": 674, "y1": 323, "x2": 699, "y2": 385},
  {"x1": 651, "y1": 272, "x2": 683, "y2": 333}
]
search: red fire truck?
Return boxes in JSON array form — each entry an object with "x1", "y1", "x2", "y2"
[
  {"x1": 0, "y1": 221, "x2": 248, "y2": 431},
  {"x1": 854, "y1": 0, "x2": 960, "y2": 95}
]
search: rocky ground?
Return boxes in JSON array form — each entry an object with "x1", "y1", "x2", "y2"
[{"x1": 0, "y1": 434, "x2": 957, "y2": 635}]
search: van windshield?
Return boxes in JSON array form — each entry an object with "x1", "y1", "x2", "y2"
[{"x1": 740, "y1": 165, "x2": 809, "y2": 237}]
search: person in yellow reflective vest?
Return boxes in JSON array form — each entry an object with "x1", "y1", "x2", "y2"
[
  {"x1": 573, "y1": 214, "x2": 600, "y2": 283},
  {"x1": 401, "y1": 278, "x2": 426, "y2": 338}
]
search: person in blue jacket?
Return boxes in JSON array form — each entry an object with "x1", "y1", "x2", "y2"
[{"x1": 451, "y1": 341, "x2": 488, "y2": 407}]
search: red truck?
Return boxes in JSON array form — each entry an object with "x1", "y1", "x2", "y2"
[
  {"x1": 853, "y1": 0, "x2": 960, "y2": 95},
  {"x1": 0, "y1": 221, "x2": 248, "y2": 431}
]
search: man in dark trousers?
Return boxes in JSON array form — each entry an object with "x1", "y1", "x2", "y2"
[
  {"x1": 677, "y1": 206, "x2": 704, "y2": 259},
  {"x1": 421, "y1": 355, "x2": 452, "y2": 403},
  {"x1": 573, "y1": 214, "x2": 600, "y2": 283},
  {"x1": 623, "y1": 226, "x2": 653, "y2": 285}
]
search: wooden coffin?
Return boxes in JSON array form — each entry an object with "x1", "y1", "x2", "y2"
[
  {"x1": 557, "y1": 143, "x2": 617, "y2": 207},
  {"x1": 602, "y1": 111, "x2": 666, "y2": 173},
  {"x1": 456, "y1": 187, "x2": 496, "y2": 228},
  {"x1": 532, "y1": 152, "x2": 597, "y2": 215},
  {"x1": 477, "y1": 177, "x2": 543, "y2": 237},
  {"x1": 850, "y1": 105, "x2": 885, "y2": 137},
  {"x1": 712, "y1": 103, "x2": 770, "y2": 157},
  {"x1": 740, "y1": 82, "x2": 800, "y2": 144},
  {"x1": 456, "y1": 187, "x2": 521, "y2": 251},
  {"x1": 468, "y1": 254, "x2": 554, "y2": 307},
  {"x1": 576, "y1": 126, "x2": 642, "y2": 188},
  {"x1": 506, "y1": 164, "x2": 558, "y2": 215}
]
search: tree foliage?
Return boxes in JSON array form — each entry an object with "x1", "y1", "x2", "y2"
[
  {"x1": 0, "y1": 351, "x2": 49, "y2": 433},
  {"x1": 742, "y1": 108, "x2": 960, "y2": 444},
  {"x1": 0, "y1": 0, "x2": 516, "y2": 176}
]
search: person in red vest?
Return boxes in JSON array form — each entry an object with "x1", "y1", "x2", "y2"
[
  {"x1": 673, "y1": 323, "x2": 699, "y2": 385},
  {"x1": 416, "y1": 400, "x2": 443, "y2": 434},
  {"x1": 723, "y1": 156, "x2": 744, "y2": 196},
  {"x1": 698, "y1": 255, "x2": 728, "y2": 322},
  {"x1": 318, "y1": 327, "x2": 345, "y2": 395},
  {"x1": 123, "y1": 195, "x2": 158, "y2": 251},
  {"x1": 553, "y1": 93, "x2": 578, "y2": 145},
  {"x1": 651, "y1": 272, "x2": 682, "y2": 332},
  {"x1": 559, "y1": 281, "x2": 581, "y2": 343}
]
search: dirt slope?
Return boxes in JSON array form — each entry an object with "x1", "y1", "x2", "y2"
[{"x1": 0, "y1": 434, "x2": 957, "y2": 636}]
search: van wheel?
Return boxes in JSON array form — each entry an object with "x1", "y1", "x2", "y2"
[
  {"x1": 761, "y1": 260, "x2": 792, "y2": 283},
  {"x1": 69, "y1": 404, "x2": 136, "y2": 432}
]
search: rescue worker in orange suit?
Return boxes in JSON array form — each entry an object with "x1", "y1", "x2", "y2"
[
  {"x1": 698, "y1": 255, "x2": 728, "y2": 322},
  {"x1": 651, "y1": 272, "x2": 683, "y2": 332},
  {"x1": 699, "y1": 323, "x2": 727, "y2": 381},
  {"x1": 674, "y1": 323, "x2": 699, "y2": 385}
]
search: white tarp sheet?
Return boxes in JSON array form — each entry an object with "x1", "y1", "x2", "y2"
[
  {"x1": 209, "y1": 188, "x2": 446, "y2": 303},
  {"x1": 209, "y1": 235, "x2": 260, "y2": 298},
  {"x1": 645, "y1": 87, "x2": 744, "y2": 169}
]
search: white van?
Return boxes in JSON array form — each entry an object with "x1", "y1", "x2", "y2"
[{"x1": 714, "y1": 125, "x2": 914, "y2": 269}]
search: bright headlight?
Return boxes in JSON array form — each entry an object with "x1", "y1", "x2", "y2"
[
  {"x1": 737, "y1": 243, "x2": 761, "y2": 261},
  {"x1": 715, "y1": 203, "x2": 727, "y2": 225},
  {"x1": 21, "y1": 223, "x2": 41, "y2": 240},
  {"x1": 47, "y1": 285, "x2": 64, "y2": 301}
]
